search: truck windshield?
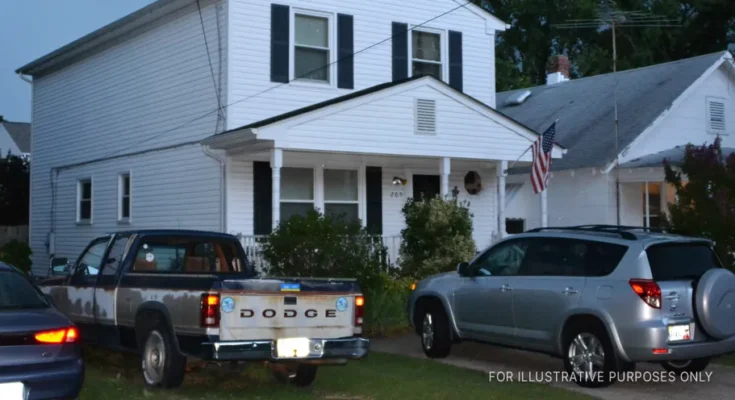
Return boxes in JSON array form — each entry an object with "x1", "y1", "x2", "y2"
[
  {"x1": 646, "y1": 242, "x2": 722, "y2": 281},
  {"x1": 0, "y1": 271, "x2": 49, "y2": 310}
]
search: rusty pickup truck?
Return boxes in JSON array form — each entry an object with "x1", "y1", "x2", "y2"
[{"x1": 37, "y1": 230, "x2": 369, "y2": 388}]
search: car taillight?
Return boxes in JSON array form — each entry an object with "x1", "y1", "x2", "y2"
[
  {"x1": 200, "y1": 293, "x2": 220, "y2": 328},
  {"x1": 629, "y1": 279, "x2": 661, "y2": 309},
  {"x1": 355, "y1": 295, "x2": 364, "y2": 326},
  {"x1": 34, "y1": 327, "x2": 79, "y2": 344}
]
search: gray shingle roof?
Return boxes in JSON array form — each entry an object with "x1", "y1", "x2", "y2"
[
  {"x1": 1, "y1": 121, "x2": 31, "y2": 153},
  {"x1": 619, "y1": 145, "x2": 735, "y2": 168},
  {"x1": 497, "y1": 51, "x2": 728, "y2": 172}
]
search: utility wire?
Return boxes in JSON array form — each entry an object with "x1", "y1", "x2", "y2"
[
  {"x1": 89, "y1": 1, "x2": 474, "y2": 162},
  {"x1": 196, "y1": 0, "x2": 224, "y2": 132}
]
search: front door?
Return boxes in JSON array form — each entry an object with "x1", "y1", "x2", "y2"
[
  {"x1": 453, "y1": 238, "x2": 529, "y2": 344},
  {"x1": 413, "y1": 174, "x2": 440, "y2": 201},
  {"x1": 511, "y1": 238, "x2": 587, "y2": 352},
  {"x1": 67, "y1": 236, "x2": 111, "y2": 341}
]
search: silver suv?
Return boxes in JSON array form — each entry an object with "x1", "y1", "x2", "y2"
[{"x1": 407, "y1": 225, "x2": 735, "y2": 387}]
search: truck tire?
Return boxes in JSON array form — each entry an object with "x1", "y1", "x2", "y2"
[
  {"x1": 661, "y1": 358, "x2": 710, "y2": 374},
  {"x1": 420, "y1": 303, "x2": 451, "y2": 359},
  {"x1": 140, "y1": 321, "x2": 186, "y2": 389},
  {"x1": 271, "y1": 364, "x2": 318, "y2": 387},
  {"x1": 562, "y1": 324, "x2": 618, "y2": 388}
]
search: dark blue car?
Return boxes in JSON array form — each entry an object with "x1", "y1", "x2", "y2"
[{"x1": 0, "y1": 262, "x2": 84, "y2": 400}]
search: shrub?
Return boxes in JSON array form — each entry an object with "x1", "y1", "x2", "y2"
[
  {"x1": 0, "y1": 240, "x2": 32, "y2": 274},
  {"x1": 398, "y1": 196, "x2": 476, "y2": 279},
  {"x1": 362, "y1": 272, "x2": 414, "y2": 337},
  {"x1": 258, "y1": 210, "x2": 388, "y2": 293}
]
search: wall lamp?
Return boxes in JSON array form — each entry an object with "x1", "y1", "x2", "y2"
[{"x1": 392, "y1": 176, "x2": 407, "y2": 186}]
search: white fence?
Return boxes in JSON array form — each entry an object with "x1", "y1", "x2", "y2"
[
  {"x1": 239, "y1": 235, "x2": 402, "y2": 271},
  {"x1": 0, "y1": 225, "x2": 29, "y2": 247}
]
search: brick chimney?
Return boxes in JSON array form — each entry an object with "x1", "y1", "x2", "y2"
[{"x1": 546, "y1": 55, "x2": 570, "y2": 86}]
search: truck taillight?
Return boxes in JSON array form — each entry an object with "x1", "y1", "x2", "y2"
[
  {"x1": 355, "y1": 295, "x2": 364, "y2": 326},
  {"x1": 34, "y1": 326, "x2": 79, "y2": 344},
  {"x1": 629, "y1": 279, "x2": 661, "y2": 309},
  {"x1": 200, "y1": 294, "x2": 220, "y2": 328}
]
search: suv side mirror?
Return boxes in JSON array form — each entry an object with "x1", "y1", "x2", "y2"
[{"x1": 457, "y1": 262, "x2": 470, "y2": 276}]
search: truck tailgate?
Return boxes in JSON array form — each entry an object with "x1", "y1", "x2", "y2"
[{"x1": 218, "y1": 279, "x2": 359, "y2": 341}]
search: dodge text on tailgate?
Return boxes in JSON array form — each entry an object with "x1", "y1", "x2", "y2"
[{"x1": 37, "y1": 230, "x2": 370, "y2": 389}]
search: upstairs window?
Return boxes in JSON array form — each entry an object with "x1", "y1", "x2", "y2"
[
  {"x1": 706, "y1": 97, "x2": 726, "y2": 134},
  {"x1": 411, "y1": 29, "x2": 443, "y2": 80},
  {"x1": 293, "y1": 12, "x2": 332, "y2": 83},
  {"x1": 77, "y1": 179, "x2": 92, "y2": 223}
]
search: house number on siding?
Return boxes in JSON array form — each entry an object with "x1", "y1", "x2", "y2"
[{"x1": 390, "y1": 191, "x2": 404, "y2": 198}]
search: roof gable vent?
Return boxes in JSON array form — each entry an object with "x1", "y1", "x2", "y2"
[
  {"x1": 415, "y1": 98, "x2": 437, "y2": 134},
  {"x1": 707, "y1": 98, "x2": 726, "y2": 133}
]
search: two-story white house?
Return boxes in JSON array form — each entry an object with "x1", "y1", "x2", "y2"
[{"x1": 16, "y1": 0, "x2": 564, "y2": 273}]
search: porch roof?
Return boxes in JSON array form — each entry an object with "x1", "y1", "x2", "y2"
[
  {"x1": 619, "y1": 145, "x2": 735, "y2": 169},
  {"x1": 201, "y1": 75, "x2": 567, "y2": 156}
]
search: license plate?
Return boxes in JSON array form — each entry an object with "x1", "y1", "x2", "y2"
[
  {"x1": 668, "y1": 324, "x2": 691, "y2": 341},
  {"x1": 0, "y1": 382, "x2": 26, "y2": 400},
  {"x1": 276, "y1": 338, "x2": 310, "y2": 358}
]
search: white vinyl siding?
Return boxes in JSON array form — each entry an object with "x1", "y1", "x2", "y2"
[{"x1": 228, "y1": 0, "x2": 497, "y2": 129}]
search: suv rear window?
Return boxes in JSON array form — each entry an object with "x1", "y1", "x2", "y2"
[{"x1": 646, "y1": 243, "x2": 722, "y2": 281}]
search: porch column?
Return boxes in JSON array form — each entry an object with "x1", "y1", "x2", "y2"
[
  {"x1": 271, "y1": 148, "x2": 283, "y2": 231},
  {"x1": 440, "y1": 157, "x2": 451, "y2": 198},
  {"x1": 497, "y1": 161, "x2": 507, "y2": 237},
  {"x1": 644, "y1": 182, "x2": 650, "y2": 228},
  {"x1": 541, "y1": 189, "x2": 548, "y2": 227}
]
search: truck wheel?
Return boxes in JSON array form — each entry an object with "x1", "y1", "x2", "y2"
[
  {"x1": 271, "y1": 364, "x2": 318, "y2": 387},
  {"x1": 420, "y1": 304, "x2": 451, "y2": 359},
  {"x1": 661, "y1": 358, "x2": 710, "y2": 374},
  {"x1": 140, "y1": 322, "x2": 186, "y2": 389},
  {"x1": 562, "y1": 324, "x2": 617, "y2": 388}
]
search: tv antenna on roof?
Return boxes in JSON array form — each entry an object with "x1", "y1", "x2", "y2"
[{"x1": 551, "y1": 0, "x2": 681, "y2": 226}]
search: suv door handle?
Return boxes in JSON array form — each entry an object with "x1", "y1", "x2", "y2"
[
  {"x1": 500, "y1": 284, "x2": 512, "y2": 292},
  {"x1": 562, "y1": 287, "x2": 579, "y2": 295}
]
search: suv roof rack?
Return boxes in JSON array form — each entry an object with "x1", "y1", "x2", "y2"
[{"x1": 524, "y1": 225, "x2": 668, "y2": 240}]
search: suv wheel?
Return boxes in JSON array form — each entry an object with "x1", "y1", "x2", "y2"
[
  {"x1": 271, "y1": 364, "x2": 318, "y2": 387},
  {"x1": 661, "y1": 358, "x2": 710, "y2": 373},
  {"x1": 140, "y1": 322, "x2": 186, "y2": 389},
  {"x1": 562, "y1": 326, "x2": 617, "y2": 388},
  {"x1": 420, "y1": 304, "x2": 451, "y2": 359}
]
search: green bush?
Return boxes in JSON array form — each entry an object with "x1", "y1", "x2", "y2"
[
  {"x1": 0, "y1": 240, "x2": 32, "y2": 274},
  {"x1": 362, "y1": 272, "x2": 414, "y2": 337},
  {"x1": 258, "y1": 210, "x2": 388, "y2": 293},
  {"x1": 398, "y1": 197, "x2": 476, "y2": 279}
]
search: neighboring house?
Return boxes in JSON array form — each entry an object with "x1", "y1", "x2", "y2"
[
  {"x1": 497, "y1": 51, "x2": 735, "y2": 232},
  {"x1": 16, "y1": 0, "x2": 563, "y2": 273},
  {"x1": 0, "y1": 117, "x2": 31, "y2": 158}
]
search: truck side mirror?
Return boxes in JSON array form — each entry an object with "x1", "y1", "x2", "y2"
[{"x1": 457, "y1": 262, "x2": 470, "y2": 276}]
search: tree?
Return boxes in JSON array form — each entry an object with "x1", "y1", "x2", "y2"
[
  {"x1": 664, "y1": 136, "x2": 735, "y2": 269},
  {"x1": 0, "y1": 153, "x2": 30, "y2": 226}
]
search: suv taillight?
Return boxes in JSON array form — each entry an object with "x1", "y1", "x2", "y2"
[
  {"x1": 34, "y1": 326, "x2": 78, "y2": 344},
  {"x1": 200, "y1": 294, "x2": 220, "y2": 328},
  {"x1": 355, "y1": 295, "x2": 364, "y2": 326},
  {"x1": 629, "y1": 279, "x2": 661, "y2": 309}
]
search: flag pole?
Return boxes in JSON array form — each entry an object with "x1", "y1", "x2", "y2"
[{"x1": 504, "y1": 119, "x2": 559, "y2": 174}]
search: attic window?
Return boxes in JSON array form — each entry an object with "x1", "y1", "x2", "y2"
[
  {"x1": 415, "y1": 98, "x2": 436, "y2": 134},
  {"x1": 707, "y1": 97, "x2": 726, "y2": 134}
]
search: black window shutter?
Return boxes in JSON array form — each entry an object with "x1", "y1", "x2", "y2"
[
  {"x1": 448, "y1": 31, "x2": 463, "y2": 91},
  {"x1": 253, "y1": 161, "x2": 272, "y2": 235},
  {"x1": 392, "y1": 22, "x2": 409, "y2": 81},
  {"x1": 337, "y1": 14, "x2": 354, "y2": 89},
  {"x1": 270, "y1": 4, "x2": 290, "y2": 83},
  {"x1": 366, "y1": 166, "x2": 383, "y2": 235}
]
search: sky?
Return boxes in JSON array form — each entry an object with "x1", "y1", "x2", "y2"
[{"x1": 1, "y1": 1, "x2": 155, "y2": 122}]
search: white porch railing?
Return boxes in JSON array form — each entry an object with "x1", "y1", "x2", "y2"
[{"x1": 239, "y1": 235, "x2": 402, "y2": 271}]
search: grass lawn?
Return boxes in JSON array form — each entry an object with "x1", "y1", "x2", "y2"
[
  {"x1": 79, "y1": 348, "x2": 591, "y2": 400},
  {"x1": 715, "y1": 353, "x2": 735, "y2": 367}
]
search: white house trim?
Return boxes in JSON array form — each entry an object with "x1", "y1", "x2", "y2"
[{"x1": 603, "y1": 51, "x2": 735, "y2": 174}]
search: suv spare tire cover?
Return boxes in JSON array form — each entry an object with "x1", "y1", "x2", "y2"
[{"x1": 695, "y1": 268, "x2": 735, "y2": 340}]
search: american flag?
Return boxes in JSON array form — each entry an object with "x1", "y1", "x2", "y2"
[{"x1": 530, "y1": 122, "x2": 556, "y2": 194}]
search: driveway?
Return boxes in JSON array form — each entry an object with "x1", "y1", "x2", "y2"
[{"x1": 372, "y1": 335, "x2": 735, "y2": 400}]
